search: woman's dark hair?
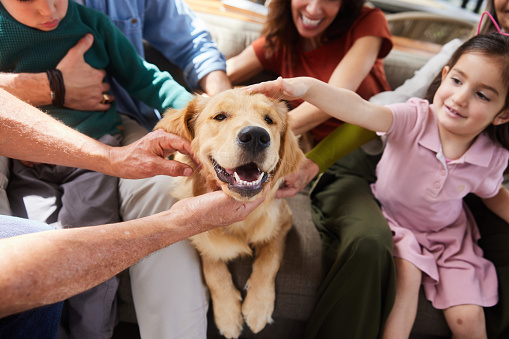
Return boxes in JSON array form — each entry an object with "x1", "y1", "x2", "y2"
[
  {"x1": 261, "y1": 0, "x2": 365, "y2": 68},
  {"x1": 425, "y1": 33, "x2": 509, "y2": 149},
  {"x1": 478, "y1": 0, "x2": 498, "y2": 35}
]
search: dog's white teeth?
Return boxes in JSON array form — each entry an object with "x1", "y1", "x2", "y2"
[{"x1": 233, "y1": 172, "x2": 265, "y2": 186}]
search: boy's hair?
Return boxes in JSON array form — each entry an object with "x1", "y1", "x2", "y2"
[
  {"x1": 425, "y1": 33, "x2": 509, "y2": 149},
  {"x1": 261, "y1": 0, "x2": 365, "y2": 69}
]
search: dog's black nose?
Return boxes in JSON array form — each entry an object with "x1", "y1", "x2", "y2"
[{"x1": 237, "y1": 126, "x2": 270, "y2": 153}]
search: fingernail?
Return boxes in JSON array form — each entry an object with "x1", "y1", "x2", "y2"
[{"x1": 183, "y1": 168, "x2": 193, "y2": 176}]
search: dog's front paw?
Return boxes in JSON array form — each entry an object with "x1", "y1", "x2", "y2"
[
  {"x1": 242, "y1": 284, "x2": 275, "y2": 333},
  {"x1": 213, "y1": 289, "x2": 244, "y2": 339}
]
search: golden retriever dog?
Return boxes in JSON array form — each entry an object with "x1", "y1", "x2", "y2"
[{"x1": 155, "y1": 88, "x2": 304, "y2": 338}]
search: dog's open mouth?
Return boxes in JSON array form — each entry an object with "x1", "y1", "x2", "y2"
[{"x1": 211, "y1": 157, "x2": 269, "y2": 198}]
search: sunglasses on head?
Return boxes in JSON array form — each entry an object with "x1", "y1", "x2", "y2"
[{"x1": 477, "y1": 11, "x2": 509, "y2": 36}]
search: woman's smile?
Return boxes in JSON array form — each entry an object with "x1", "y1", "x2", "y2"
[{"x1": 300, "y1": 14, "x2": 324, "y2": 29}]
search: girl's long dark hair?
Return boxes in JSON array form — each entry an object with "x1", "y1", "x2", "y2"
[
  {"x1": 425, "y1": 33, "x2": 509, "y2": 149},
  {"x1": 261, "y1": 0, "x2": 365, "y2": 68}
]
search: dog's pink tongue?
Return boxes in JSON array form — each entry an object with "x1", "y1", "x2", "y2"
[{"x1": 235, "y1": 163, "x2": 261, "y2": 182}]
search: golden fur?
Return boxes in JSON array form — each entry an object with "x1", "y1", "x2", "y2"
[{"x1": 155, "y1": 88, "x2": 304, "y2": 338}]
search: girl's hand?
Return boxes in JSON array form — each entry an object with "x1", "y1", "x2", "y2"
[{"x1": 246, "y1": 76, "x2": 309, "y2": 101}]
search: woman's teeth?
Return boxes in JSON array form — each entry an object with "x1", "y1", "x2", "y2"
[{"x1": 302, "y1": 15, "x2": 321, "y2": 27}]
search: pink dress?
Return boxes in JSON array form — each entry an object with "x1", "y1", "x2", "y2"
[{"x1": 372, "y1": 98, "x2": 508, "y2": 309}]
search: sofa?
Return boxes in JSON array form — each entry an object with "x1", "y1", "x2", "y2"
[{"x1": 115, "y1": 9, "x2": 454, "y2": 339}]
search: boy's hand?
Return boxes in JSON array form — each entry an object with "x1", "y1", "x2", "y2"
[{"x1": 246, "y1": 77, "x2": 308, "y2": 101}]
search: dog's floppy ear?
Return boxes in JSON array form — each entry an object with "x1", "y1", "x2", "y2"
[
  {"x1": 275, "y1": 127, "x2": 305, "y2": 181},
  {"x1": 154, "y1": 96, "x2": 204, "y2": 141},
  {"x1": 274, "y1": 103, "x2": 305, "y2": 182}
]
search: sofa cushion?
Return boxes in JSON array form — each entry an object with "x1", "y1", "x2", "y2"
[{"x1": 198, "y1": 12, "x2": 263, "y2": 59}]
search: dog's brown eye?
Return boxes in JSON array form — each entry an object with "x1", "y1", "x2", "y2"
[
  {"x1": 264, "y1": 116, "x2": 274, "y2": 125},
  {"x1": 214, "y1": 113, "x2": 226, "y2": 121}
]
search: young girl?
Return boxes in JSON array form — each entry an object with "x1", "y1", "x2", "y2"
[{"x1": 249, "y1": 32, "x2": 509, "y2": 339}]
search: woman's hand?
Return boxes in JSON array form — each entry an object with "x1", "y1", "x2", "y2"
[{"x1": 275, "y1": 157, "x2": 319, "y2": 198}]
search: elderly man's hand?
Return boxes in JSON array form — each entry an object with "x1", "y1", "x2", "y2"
[
  {"x1": 172, "y1": 190, "x2": 267, "y2": 232},
  {"x1": 108, "y1": 129, "x2": 195, "y2": 179}
]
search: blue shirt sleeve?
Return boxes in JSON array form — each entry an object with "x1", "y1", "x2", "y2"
[
  {"x1": 84, "y1": 0, "x2": 226, "y2": 89},
  {"x1": 81, "y1": 0, "x2": 226, "y2": 129},
  {"x1": 142, "y1": 0, "x2": 227, "y2": 89}
]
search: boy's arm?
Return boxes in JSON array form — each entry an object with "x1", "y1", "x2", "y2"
[{"x1": 482, "y1": 186, "x2": 509, "y2": 223}]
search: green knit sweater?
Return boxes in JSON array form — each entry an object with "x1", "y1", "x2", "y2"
[{"x1": 0, "y1": 1, "x2": 193, "y2": 139}]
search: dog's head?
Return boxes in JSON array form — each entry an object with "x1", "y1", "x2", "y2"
[{"x1": 155, "y1": 88, "x2": 304, "y2": 201}]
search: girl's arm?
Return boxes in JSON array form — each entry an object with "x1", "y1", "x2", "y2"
[
  {"x1": 227, "y1": 45, "x2": 265, "y2": 86},
  {"x1": 482, "y1": 186, "x2": 509, "y2": 223},
  {"x1": 289, "y1": 35, "x2": 384, "y2": 135},
  {"x1": 249, "y1": 76, "x2": 393, "y2": 133}
]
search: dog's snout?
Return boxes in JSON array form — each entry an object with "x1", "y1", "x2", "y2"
[{"x1": 237, "y1": 126, "x2": 270, "y2": 152}]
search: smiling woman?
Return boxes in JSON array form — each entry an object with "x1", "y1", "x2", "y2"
[
  {"x1": 227, "y1": 0, "x2": 392, "y2": 149},
  {"x1": 290, "y1": 0, "x2": 341, "y2": 50}
]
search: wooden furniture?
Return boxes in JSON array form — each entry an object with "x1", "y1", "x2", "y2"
[
  {"x1": 185, "y1": 0, "x2": 265, "y2": 23},
  {"x1": 392, "y1": 35, "x2": 442, "y2": 57},
  {"x1": 371, "y1": 0, "x2": 480, "y2": 23}
]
